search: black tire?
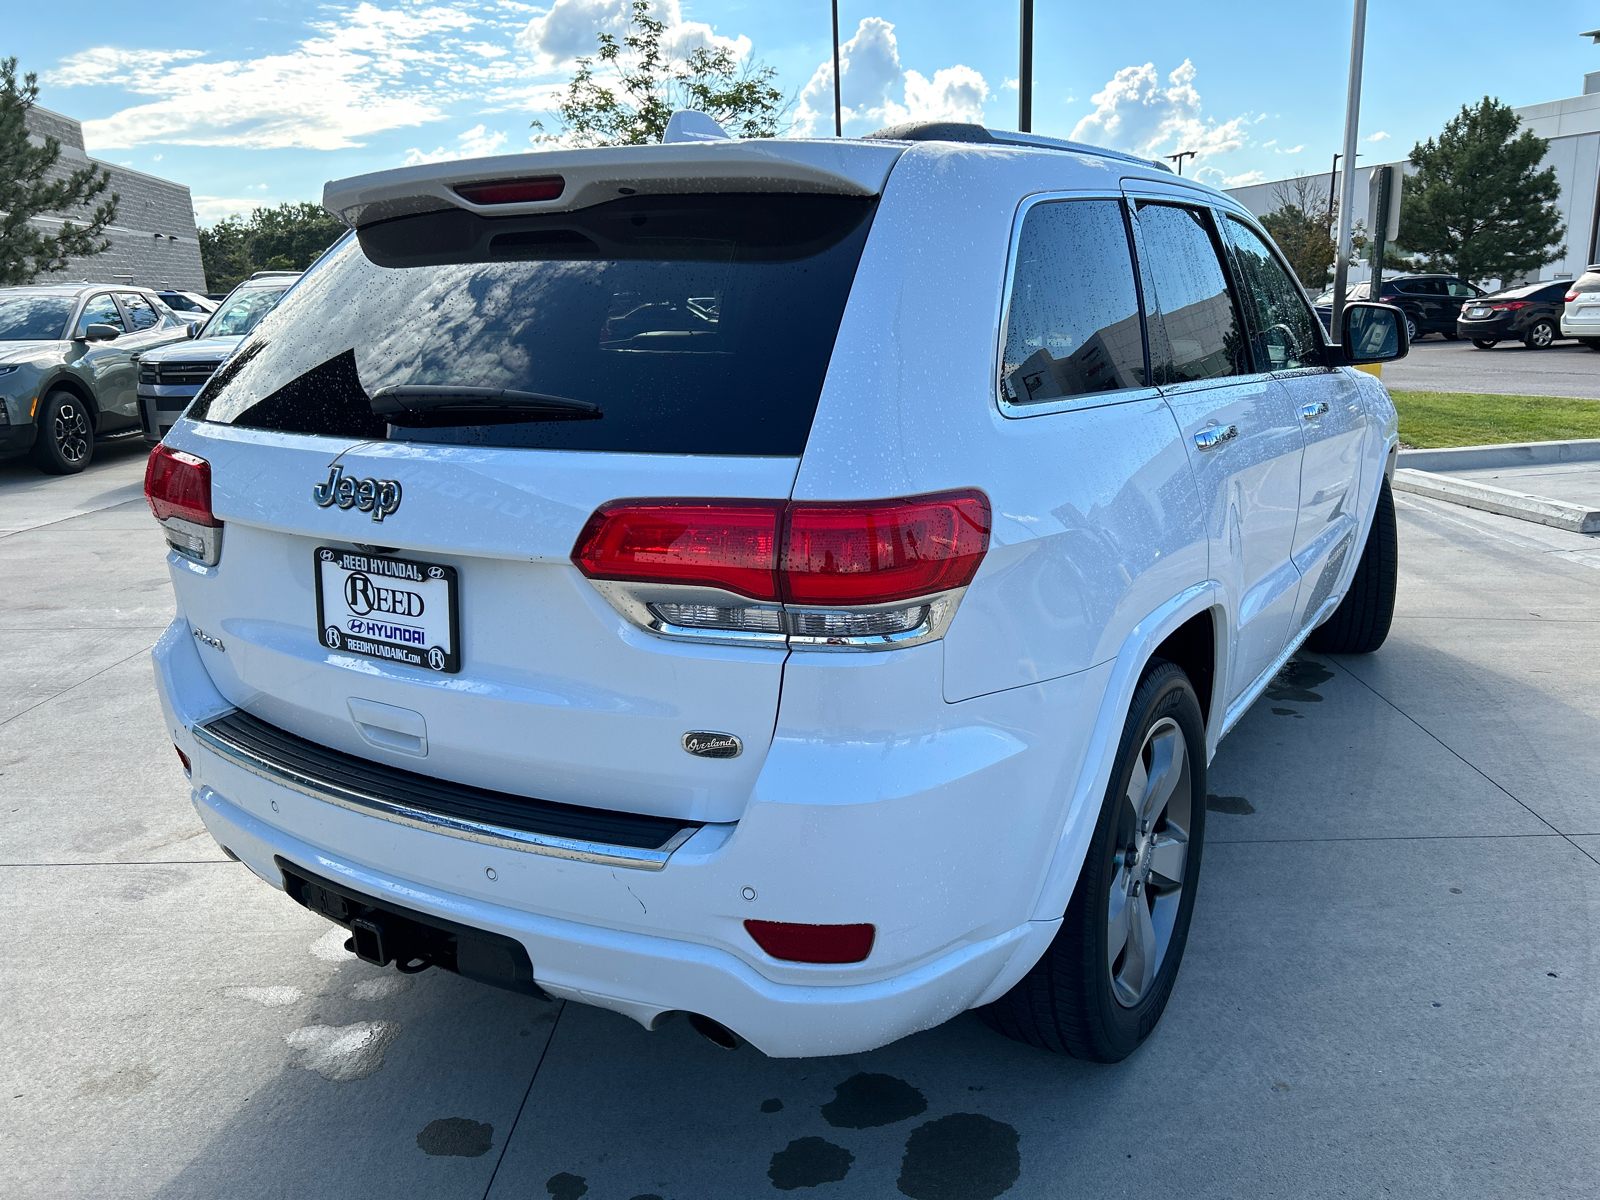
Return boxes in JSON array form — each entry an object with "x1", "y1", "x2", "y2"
[
  {"x1": 1472, "y1": 339, "x2": 1499, "y2": 349},
  {"x1": 1581, "y1": 338, "x2": 1600, "y2": 351},
  {"x1": 1442, "y1": 330, "x2": 1459, "y2": 341},
  {"x1": 980, "y1": 661, "x2": 1206, "y2": 1062},
  {"x1": 29, "y1": 389, "x2": 95, "y2": 475},
  {"x1": 1524, "y1": 319, "x2": 1556, "y2": 350},
  {"x1": 1308, "y1": 477, "x2": 1397, "y2": 654}
]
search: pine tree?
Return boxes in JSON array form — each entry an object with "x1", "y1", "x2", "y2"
[
  {"x1": 1400, "y1": 97, "x2": 1564, "y2": 285},
  {"x1": 535, "y1": 0, "x2": 786, "y2": 146},
  {"x1": 0, "y1": 57, "x2": 118, "y2": 285}
]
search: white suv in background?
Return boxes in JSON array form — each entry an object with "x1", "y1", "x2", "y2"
[
  {"x1": 146, "y1": 117, "x2": 1407, "y2": 1061},
  {"x1": 1560, "y1": 264, "x2": 1600, "y2": 348}
]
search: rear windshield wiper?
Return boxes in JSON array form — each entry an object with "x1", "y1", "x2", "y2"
[{"x1": 370, "y1": 385, "x2": 601, "y2": 426}]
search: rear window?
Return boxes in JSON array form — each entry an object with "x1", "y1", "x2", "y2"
[
  {"x1": 1568, "y1": 271, "x2": 1600, "y2": 293},
  {"x1": 189, "y1": 193, "x2": 878, "y2": 457}
]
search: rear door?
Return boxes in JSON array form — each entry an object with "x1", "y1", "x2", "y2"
[
  {"x1": 1126, "y1": 193, "x2": 1305, "y2": 711},
  {"x1": 162, "y1": 191, "x2": 880, "y2": 826},
  {"x1": 1221, "y1": 212, "x2": 1369, "y2": 635}
]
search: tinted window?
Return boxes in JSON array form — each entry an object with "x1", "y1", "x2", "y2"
[
  {"x1": 1445, "y1": 280, "x2": 1479, "y2": 298},
  {"x1": 119, "y1": 293, "x2": 160, "y2": 331},
  {"x1": 0, "y1": 293, "x2": 76, "y2": 340},
  {"x1": 1000, "y1": 199, "x2": 1146, "y2": 406},
  {"x1": 1133, "y1": 202, "x2": 1247, "y2": 383},
  {"x1": 191, "y1": 194, "x2": 877, "y2": 456},
  {"x1": 1225, "y1": 217, "x2": 1321, "y2": 371},
  {"x1": 1534, "y1": 283, "x2": 1569, "y2": 301},
  {"x1": 77, "y1": 294, "x2": 125, "y2": 335},
  {"x1": 1412, "y1": 279, "x2": 1446, "y2": 295},
  {"x1": 1571, "y1": 271, "x2": 1600, "y2": 294}
]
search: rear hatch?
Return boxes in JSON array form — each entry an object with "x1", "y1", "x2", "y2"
[{"x1": 159, "y1": 146, "x2": 895, "y2": 825}]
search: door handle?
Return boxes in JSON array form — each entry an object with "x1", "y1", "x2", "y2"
[
  {"x1": 1300, "y1": 401, "x2": 1330, "y2": 420},
  {"x1": 1194, "y1": 424, "x2": 1239, "y2": 451}
]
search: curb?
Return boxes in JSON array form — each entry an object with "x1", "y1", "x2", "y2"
[
  {"x1": 1397, "y1": 437, "x2": 1600, "y2": 472},
  {"x1": 1393, "y1": 468, "x2": 1600, "y2": 534}
]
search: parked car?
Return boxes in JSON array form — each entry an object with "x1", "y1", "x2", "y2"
[
  {"x1": 0, "y1": 284, "x2": 193, "y2": 473},
  {"x1": 1559, "y1": 264, "x2": 1600, "y2": 349},
  {"x1": 156, "y1": 290, "x2": 217, "y2": 323},
  {"x1": 1458, "y1": 280, "x2": 1570, "y2": 349},
  {"x1": 137, "y1": 272, "x2": 300, "y2": 444},
  {"x1": 146, "y1": 120, "x2": 1405, "y2": 1062},
  {"x1": 1314, "y1": 274, "x2": 1484, "y2": 341}
]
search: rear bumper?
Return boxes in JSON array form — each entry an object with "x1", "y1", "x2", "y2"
[
  {"x1": 1457, "y1": 315, "x2": 1521, "y2": 338},
  {"x1": 151, "y1": 615, "x2": 1094, "y2": 1056},
  {"x1": 1560, "y1": 313, "x2": 1600, "y2": 337}
]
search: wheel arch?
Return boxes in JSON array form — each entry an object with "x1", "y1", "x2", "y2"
[{"x1": 37, "y1": 373, "x2": 101, "y2": 431}]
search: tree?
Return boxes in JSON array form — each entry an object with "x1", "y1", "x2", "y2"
[
  {"x1": 0, "y1": 57, "x2": 118, "y2": 285},
  {"x1": 1399, "y1": 97, "x2": 1564, "y2": 286},
  {"x1": 198, "y1": 202, "x2": 346, "y2": 292},
  {"x1": 1260, "y1": 176, "x2": 1337, "y2": 291},
  {"x1": 535, "y1": 0, "x2": 786, "y2": 146}
]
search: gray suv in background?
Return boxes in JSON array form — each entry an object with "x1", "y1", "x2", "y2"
[{"x1": 137, "y1": 272, "x2": 300, "y2": 445}]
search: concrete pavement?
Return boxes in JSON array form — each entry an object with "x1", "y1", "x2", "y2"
[{"x1": 3, "y1": 443, "x2": 1599, "y2": 1199}]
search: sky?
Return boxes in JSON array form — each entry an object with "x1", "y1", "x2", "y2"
[{"x1": 9, "y1": 1, "x2": 1600, "y2": 226}]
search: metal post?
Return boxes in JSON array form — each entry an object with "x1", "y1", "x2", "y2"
[
  {"x1": 1330, "y1": 0, "x2": 1368, "y2": 344},
  {"x1": 1019, "y1": 0, "x2": 1034, "y2": 132},
  {"x1": 1327, "y1": 153, "x2": 1341, "y2": 224},
  {"x1": 831, "y1": 0, "x2": 843, "y2": 138}
]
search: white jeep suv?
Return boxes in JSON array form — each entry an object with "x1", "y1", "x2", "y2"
[{"x1": 146, "y1": 118, "x2": 1406, "y2": 1061}]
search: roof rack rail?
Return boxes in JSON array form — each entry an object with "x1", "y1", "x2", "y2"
[
  {"x1": 861, "y1": 121, "x2": 1173, "y2": 173},
  {"x1": 248, "y1": 270, "x2": 301, "y2": 279}
]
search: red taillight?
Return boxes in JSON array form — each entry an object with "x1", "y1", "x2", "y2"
[
  {"x1": 781, "y1": 491, "x2": 990, "y2": 606},
  {"x1": 174, "y1": 744, "x2": 191, "y2": 774},
  {"x1": 145, "y1": 444, "x2": 218, "y2": 526},
  {"x1": 1566, "y1": 291, "x2": 1580, "y2": 302},
  {"x1": 453, "y1": 176, "x2": 565, "y2": 205},
  {"x1": 573, "y1": 500, "x2": 784, "y2": 601},
  {"x1": 1489, "y1": 301, "x2": 1531, "y2": 311},
  {"x1": 745, "y1": 920, "x2": 875, "y2": 964},
  {"x1": 571, "y1": 491, "x2": 991, "y2": 608}
]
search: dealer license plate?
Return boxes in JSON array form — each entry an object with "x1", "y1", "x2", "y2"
[{"x1": 315, "y1": 548, "x2": 460, "y2": 673}]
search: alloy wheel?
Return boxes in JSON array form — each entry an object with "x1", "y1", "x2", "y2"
[
  {"x1": 1107, "y1": 717, "x2": 1193, "y2": 1008},
  {"x1": 1531, "y1": 322, "x2": 1554, "y2": 348},
  {"x1": 1405, "y1": 316, "x2": 1417, "y2": 342},
  {"x1": 52, "y1": 401, "x2": 90, "y2": 464}
]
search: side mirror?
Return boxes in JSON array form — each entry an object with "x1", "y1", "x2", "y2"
[
  {"x1": 81, "y1": 323, "x2": 121, "y2": 342},
  {"x1": 187, "y1": 321, "x2": 204, "y2": 339},
  {"x1": 1340, "y1": 302, "x2": 1408, "y2": 364}
]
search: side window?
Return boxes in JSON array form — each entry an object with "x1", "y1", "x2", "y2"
[
  {"x1": 1132, "y1": 202, "x2": 1248, "y2": 383},
  {"x1": 118, "y1": 293, "x2": 160, "y2": 331},
  {"x1": 1000, "y1": 198, "x2": 1147, "y2": 406},
  {"x1": 1414, "y1": 280, "x2": 1446, "y2": 296},
  {"x1": 1445, "y1": 280, "x2": 1478, "y2": 298},
  {"x1": 1224, "y1": 217, "x2": 1321, "y2": 372},
  {"x1": 77, "y1": 293, "x2": 126, "y2": 335}
]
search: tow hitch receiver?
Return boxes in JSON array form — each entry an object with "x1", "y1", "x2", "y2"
[{"x1": 278, "y1": 858, "x2": 547, "y2": 999}]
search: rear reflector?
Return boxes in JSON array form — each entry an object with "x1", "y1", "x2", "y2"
[
  {"x1": 453, "y1": 176, "x2": 565, "y2": 205},
  {"x1": 174, "y1": 744, "x2": 191, "y2": 774},
  {"x1": 571, "y1": 490, "x2": 990, "y2": 609},
  {"x1": 145, "y1": 445, "x2": 219, "y2": 527},
  {"x1": 745, "y1": 920, "x2": 875, "y2": 964}
]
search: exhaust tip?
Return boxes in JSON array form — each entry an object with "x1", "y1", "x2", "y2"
[{"x1": 687, "y1": 1012, "x2": 739, "y2": 1050}]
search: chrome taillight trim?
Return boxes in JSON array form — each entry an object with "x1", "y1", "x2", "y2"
[
  {"x1": 158, "y1": 514, "x2": 222, "y2": 567},
  {"x1": 588, "y1": 579, "x2": 966, "y2": 652}
]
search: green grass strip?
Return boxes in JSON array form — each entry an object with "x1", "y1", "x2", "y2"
[{"x1": 1387, "y1": 390, "x2": 1600, "y2": 448}]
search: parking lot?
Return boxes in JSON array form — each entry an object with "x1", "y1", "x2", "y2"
[
  {"x1": 1382, "y1": 334, "x2": 1600, "y2": 399},
  {"x1": 4, "y1": 438, "x2": 1600, "y2": 1200}
]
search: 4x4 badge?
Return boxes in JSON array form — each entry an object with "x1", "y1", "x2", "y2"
[{"x1": 313, "y1": 464, "x2": 402, "y2": 522}]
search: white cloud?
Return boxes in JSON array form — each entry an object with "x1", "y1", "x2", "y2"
[
  {"x1": 1367, "y1": 130, "x2": 1390, "y2": 141},
  {"x1": 404, "y1": 123, "x2": 512, "y2": 164},
  {"x1": 1283, "y1": 143, "x2": 1304, "y2": 153},
  {"x1": 516, "y1": 0, "x2": 748, "y2": 70},
  {"x1": 192, "y1": 195, "x2": 274, "y2": 222},
  {"x1": 790, "y1": 17, "x2": 989, "y2": 137},
  {"x1": 50, "y1": 3, "x2": 485, "y2": 151},
  {"x1": 1070, "y1": 60, "x2": 1249, "y2": 165}
]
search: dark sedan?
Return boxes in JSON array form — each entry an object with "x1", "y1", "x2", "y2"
[{"x1": 1457, "y1": 280, "x2": 1570, "y2": 349}]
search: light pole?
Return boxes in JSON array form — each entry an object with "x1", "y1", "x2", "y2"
[
  {"x1": 1166, "y1": 150, "x2": 1196, "y2": 175},
  {"x1": 1019, "y1": 0, "x2": 1033, "y2": 132},
  {"x1": 831, "y1": 1, "x2": 843, "y2": 137},
  {"x1": 1330, "y1": 0, "x2": 1368, "y2": 343}
]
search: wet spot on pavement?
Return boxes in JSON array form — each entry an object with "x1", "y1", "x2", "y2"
[
  {"x1": 1270, "y1": 707, "x2": 1303, "y2": 718},
  {"x1": 897, "y1": 1113, "x2": 1020, "y2": 1200},
  {"x1": 821, "y1": 1072, "x2": 927, "y2": 1128},
  {"x1": 416, "y1": 1117, "x2": 493, "y2": 1157},
  {"x1": 546, "y1": 1172, "x2": 588, "y2": 1199},
  {"x1": 1206, "y1": 794, "x2": 1256, "y2": 815},
  {"x1": 1265, "y1": 657, "x2": 1333, "y2": 704},
  {"x1": 761, "y1": 1098, "x2": 784, "y2": 1113},
  {"x1": 284, "y1": 1020, "x2": 400, "y2": 1082},
  {"x1": 769, "y1": 1137, "x2": 855, "y2": 1190},
  {"x1": 352, "y1": 975, "x2": 414, "y2": 1001}
]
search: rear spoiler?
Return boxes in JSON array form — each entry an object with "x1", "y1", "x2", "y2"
[{"x1": 323, "y1": 141, "x2": 907, "y2": 229}]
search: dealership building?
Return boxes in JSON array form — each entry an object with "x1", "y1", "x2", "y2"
[
  {"x1": 1226, "y1": 71, "x2": 1600, "y2": 286},
  {"x1": 22, "y1": 104, "x2": 207, "y2": 293}
]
